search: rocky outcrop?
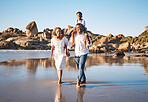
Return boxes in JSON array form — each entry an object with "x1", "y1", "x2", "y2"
[
  {"x1": 26, "y1": 21, "x2": 38, "y2": 38},
  {"x1": 0, "y1": 24, "x2": 147, "y2": 55},
  {"x1": 118, "y1": 42, "x2": 130, "y2": 51},
  {"x1": 0, "y1": 40, "x2": 16, "y2": 49},
  {"x1": 99, "y1": 37, "x2": 108, "y2": 44},
  {"x1": 113, "y1": 50, "x2": 125, "y2": 57},
  {"x1": 144, "y1": 25, "x2": 148, "y2": 32},
  {"x1": 107, "y1": 34, "x2": 113, "y2": 38}
]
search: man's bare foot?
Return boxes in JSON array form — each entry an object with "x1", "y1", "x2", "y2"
[
  {"x1": 58, "y1": 80, "x2": 62, "y2": 84},
  {"x1": 81, "y1": 82, "x2": 86, "y2": 84},
  {"x1": 76, "y1": 81, "x2": 80, "y2": 88}
]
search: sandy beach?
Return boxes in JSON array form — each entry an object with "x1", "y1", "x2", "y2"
[{"x1": 0, "y1": 50, "x2": 148, "y2": 102}]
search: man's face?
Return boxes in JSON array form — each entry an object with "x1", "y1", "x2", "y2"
[
  {"x1": 77, "y1": 13, "x2": 82, "y2": 20},
  {"x1": 76, "y1": 25, "x2": 83, "y2": 33}
]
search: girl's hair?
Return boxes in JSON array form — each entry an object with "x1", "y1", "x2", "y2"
[{"x1": 76, "y1": 11, "x2": 82, "y2": 15}]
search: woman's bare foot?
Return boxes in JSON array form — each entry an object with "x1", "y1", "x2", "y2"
[{"x1": 76, "y1": 81, "x2": 80, "y2": 88}]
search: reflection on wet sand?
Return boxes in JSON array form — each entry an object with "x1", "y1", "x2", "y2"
[
  {"x1": 76, "y1": 86, "x2": 86, "y2": 102},
  {"x1": 0, "y1": 54, "x2": 147, "y2": 73},
  {"x1": 54, "y1": 84, "x2": 86, "y2": 102},
  {"x1": 54, "y1": 85, "x2": 65, "y2": 102}
]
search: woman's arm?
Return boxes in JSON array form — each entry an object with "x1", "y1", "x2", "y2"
[{"x1": 50, "y1": 45, "x2": 55, "y2": 58}]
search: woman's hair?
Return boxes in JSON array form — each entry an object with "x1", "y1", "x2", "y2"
[
  {"x1": 52, "y1": 27, "x2": 63, "y2": 36},
  {"x1": 76, "y1": 11, "x2": 82, "y2": 15},
  {"x1": 55, "y1": 27, "x2": 64, "y2": 36}
]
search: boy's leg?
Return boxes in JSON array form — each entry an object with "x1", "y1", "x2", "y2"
[{"x1": 78, "y1": 54, "x2": 88, "y2": 83}]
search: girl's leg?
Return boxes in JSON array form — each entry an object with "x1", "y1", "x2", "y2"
[{"x1": 57, "y1": 70, "x2": 62, "y2": 84}]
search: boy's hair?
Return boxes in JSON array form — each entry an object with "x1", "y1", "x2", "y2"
[{"x1": 76, "y1": 11, "x2": 82, "y2": 16}]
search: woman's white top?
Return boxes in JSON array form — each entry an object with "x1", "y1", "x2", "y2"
[
  {"x1": 68, "y1": 32, "x2": 92, "y2": 56},
  {"x1": 51, "y1": 36, "x2": 68, "y2": 70},
  {"x1": 75, "y1": 19, "x2": 85, "y2": 26}
]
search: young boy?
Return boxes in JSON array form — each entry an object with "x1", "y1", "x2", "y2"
[{"x1": 75, "y1": 11, "x2": 86, "y2": 28}]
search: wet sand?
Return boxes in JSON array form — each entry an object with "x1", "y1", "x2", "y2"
[{"x1": 0, "y1": 50, "x2": 148, "y2": 102}]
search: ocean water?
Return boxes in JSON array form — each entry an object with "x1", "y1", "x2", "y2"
[{"x1": 0, "y1": 50, "x2": 148, "y2": 102}]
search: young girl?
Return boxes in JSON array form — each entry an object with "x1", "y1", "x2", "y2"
[{"x1": 50, "y1": 27, "x2": 70, "y2": 84}]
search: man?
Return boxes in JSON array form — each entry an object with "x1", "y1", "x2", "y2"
[{"x1": 68, "y1": 23, "x2": 92, "y2": 87}]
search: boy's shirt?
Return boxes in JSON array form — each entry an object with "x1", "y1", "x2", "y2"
[{"x1": 75, "y1": 19, "x2": 85, "y2": 26}]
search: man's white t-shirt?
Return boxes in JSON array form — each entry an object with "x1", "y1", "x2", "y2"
[{"x1": 67, "y1": 32, "x2": 92, "y2": 56}]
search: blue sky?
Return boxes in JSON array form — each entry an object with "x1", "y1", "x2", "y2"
[{"x1": 0, "y1": 0, "x2": 148, "y2": 36}]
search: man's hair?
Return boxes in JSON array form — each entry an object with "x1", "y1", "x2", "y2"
[
  {"x1": 76, "y1": 23, "x2": 83, "y2": 27},
  {"x1": 76, "y1": 11, "x2": 82, "y2": 15},
  {"x1": 76, "y1": 23, "x2": 84, "y2": 31}
]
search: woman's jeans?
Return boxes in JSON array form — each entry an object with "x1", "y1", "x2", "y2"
[{"x1": 75, "y1": 54, "x2": 88, "y2": 82}]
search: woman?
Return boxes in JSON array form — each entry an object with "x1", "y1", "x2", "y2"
[{"x1": 50, "y1": 27, "x2": 70, "y2": 84}]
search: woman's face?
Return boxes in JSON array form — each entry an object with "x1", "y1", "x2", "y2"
[{"x1": 56, "y1": 28, "x2": 62, "y2": 37}]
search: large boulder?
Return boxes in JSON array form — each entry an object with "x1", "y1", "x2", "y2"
[
  {"x1": 66, "y1": 26, "x2": 75, "y2": 35},
  {"x1": 99, "y1": 37, "x2": 108, "y2": 44},
  {"x1": 112, "y1": 43, "x2": 119, "y2": 49},
  {"x1": 6, "y1": 37, "x2": 18, "y2": 42},
  {"x1": 0, "y1": 41, "x2": 16, "y2": 49},
  {"x1": 117, "y1": 34, "x2": 125, "y2": 38},
  {"x1": 144, "y1": 25, "x2": 148, "y2": 32},
  {"x1": 118, "y1": 42, "x2": 130, "y2": 51},
  {"x1": 113, "y1": 50, "x2": 125, "y2": 57},
  {"x1": 107, "y1": 34, "x2": 113, "y2": 38},
  {"x1": 26, "y1": 21, "x2": 38, "y2": 38},
  {"x1": 7, "y1": 27, "x2": 14, "y2": 32}
]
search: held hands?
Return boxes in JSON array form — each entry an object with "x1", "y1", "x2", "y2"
[{"x1": 66, "y1": 50, "x2": 70, "y2": 57}]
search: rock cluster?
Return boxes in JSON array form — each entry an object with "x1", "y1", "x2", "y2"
[{"x1": 0, "y1": 22, "x2": 147, "y2": 55}]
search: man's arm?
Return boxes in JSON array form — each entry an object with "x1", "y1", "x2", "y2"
[{"x1": 85, "y1": 32, "x2": 92, "y2": 46}]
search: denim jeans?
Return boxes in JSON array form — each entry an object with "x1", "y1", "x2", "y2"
[{"x1": 75, "y1": 54, "x2": 88, "y2": 82}]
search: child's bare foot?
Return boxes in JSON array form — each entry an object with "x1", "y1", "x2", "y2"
[{"x1": 76, "y1": 81, "x2": 80, "y2": 88}]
